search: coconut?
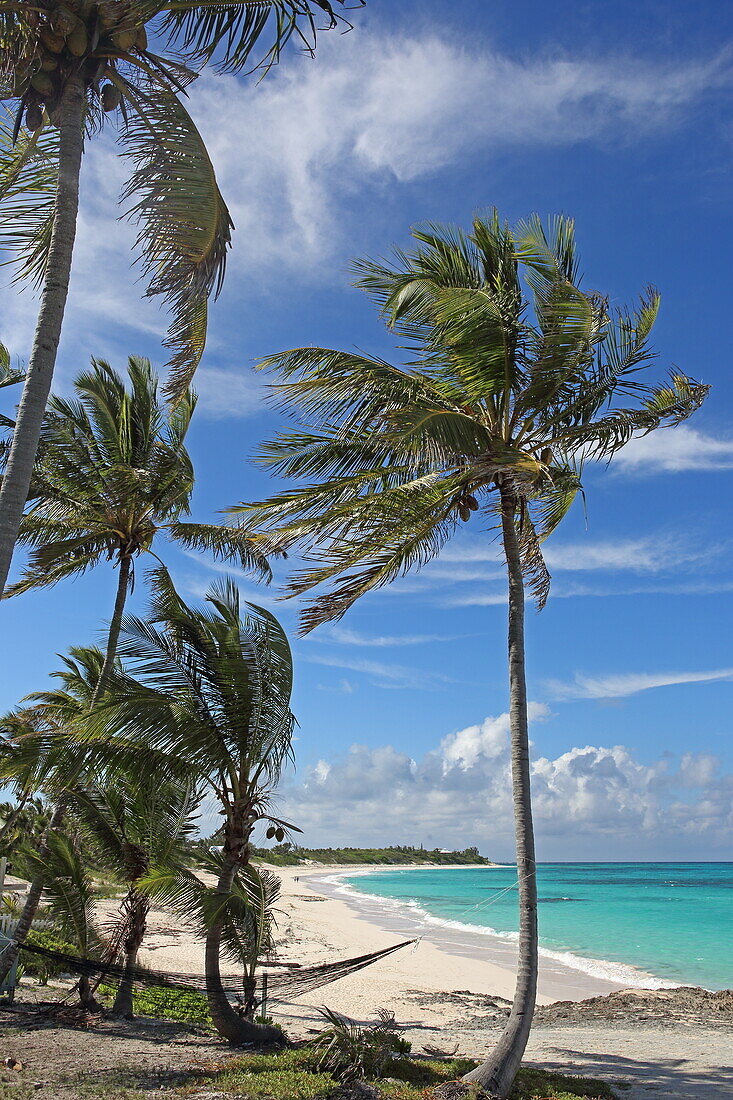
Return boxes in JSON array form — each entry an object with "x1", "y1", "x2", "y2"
[
  {"x1": 135, "y1": 25, "x2": 147, "y2": 50},
  {"x1": 66, "y1": 24, "x2": 88, "y2": 56},
  {"x1": 111, "y1": 28, "x2": 136, "y2": 51},
  {"x1": 540, "y1": 446, "x2": 553, "y2": 465},
  {"x1": 98, "y1": 0, "x2": 121, "y2": 28},
  {"x1": 52, "y1": 6, "x2": 79, "y2": 35},
  {"x1": 459, "y1": 503, "x2": 471, "y2": 522},
  {"x1": 39, "y1": 50, "x2": 59, "y2": 71},
  {"x1": 30, "y1": 71, "x2": 55, "y2": 97},
  {"x1": 101, "y1": 83, "x2": 121, "y2": 111},
  {"x1": 25, "y1": 105, "x2": 44, "y2": 131},
  {"x1": 465, "y1": 494, "x2": 479, "y2": 511},
  {"x1": 39, "y1": 26, "x2": 65, "y2": 53}
]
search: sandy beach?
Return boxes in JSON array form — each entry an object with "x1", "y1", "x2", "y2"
[{"x1": 89, "y1": 863, "x2": 732, "y2": 1100}]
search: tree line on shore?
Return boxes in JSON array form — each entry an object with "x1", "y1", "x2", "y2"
[{"x1": 0, "y1": 3, "x2": 708, "y2": 1096}]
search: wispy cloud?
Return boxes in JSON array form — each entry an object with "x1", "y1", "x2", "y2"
[
  {"x1": 545, "y1": 667, "x2": 733, "y2": 700},
  {"x1": 613, "y1": 425, "x2": 733, "y2": 474},
  {"x1": 190, "y1": 33, "x2": 733, "y2": 274},
  {"x1": 439, "y1": 536, "x2": 706, "y2": 574},
  {"x1": 321, "y1": 624, "x2": 458, "y2": 647},
  {"x1": 303, "y1": 652, "x2": 453, "y2": 690},
  {"x1": 3, "y1": 29, "x2": 731, "y2": 389},
  {"x1": 191, "y1": 366, "x2": 266, "y2": 420}
]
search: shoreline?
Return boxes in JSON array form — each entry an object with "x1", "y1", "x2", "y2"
[
  {"x1": 303, "y1": 863, "x2": 681, "y2": 997},
  {"x1": 292, "y1": 864, "x2": 632, "y2": 1002}
]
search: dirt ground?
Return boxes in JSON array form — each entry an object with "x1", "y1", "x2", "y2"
[{"x1": 1, "y1": 981, "x2": 732, "y2": 1100}]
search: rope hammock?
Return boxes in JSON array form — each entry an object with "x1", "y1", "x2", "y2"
[{"x1": 18, "y1": 938, "x2": 417, "y2": 1000}]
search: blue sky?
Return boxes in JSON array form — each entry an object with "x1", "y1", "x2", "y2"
[{"x1": 2, "y1": 0, "x2": 732, "y2": 860}]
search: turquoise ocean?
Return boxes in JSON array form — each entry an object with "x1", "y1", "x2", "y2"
[{"x1": 335, "y1": 863, "x2": 733, "y2": 991}]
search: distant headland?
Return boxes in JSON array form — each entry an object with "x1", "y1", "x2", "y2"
[{"x1": 250, "y1": 843, "x2": 497, "y2": 866}]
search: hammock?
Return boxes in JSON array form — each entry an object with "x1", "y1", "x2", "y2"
[{"x1": 18, "y1": 938, "x2": 417, "y2": 1000}]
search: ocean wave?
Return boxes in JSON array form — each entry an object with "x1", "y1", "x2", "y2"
[{"x1": 318, "y1": 872, "x2": 677, "y2": 992}]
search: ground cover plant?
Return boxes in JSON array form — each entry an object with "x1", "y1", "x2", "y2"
[{"x1": 186, "y1": 1047, "x2": 617, "y2": 1100}]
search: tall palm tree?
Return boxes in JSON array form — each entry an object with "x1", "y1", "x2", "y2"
[
  {"x1": 3, "y1": 354, "x2": 272, "y2": 693},
  {"x1": 94, "y1": 569, "x2": 297, "y2": 1044},
  {"x1": 229, "y1": 212, "x2": 708, "y2": 1095},
  {"x1": 0, "y1": 0, "x2": 362, "y2": 597},
  {"x1": 70, "y1": 774, "x2": 199, "y2": 1018}
]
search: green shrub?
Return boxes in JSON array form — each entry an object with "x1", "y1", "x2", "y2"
[
  {"x1": 311, "y1": 1008, "x2": 411, "y2": 1084},
  {"x1": 98, "y1": 983, "x2": 214, "y2": 1028},
  {"x1": 20, "y1": 930, "x2": 77, "y2": 983},
  {"x1": 510, "y1": 1068, "x2": 617, "y2": 1099}
]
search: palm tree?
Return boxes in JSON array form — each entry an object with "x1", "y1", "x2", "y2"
[
  {"x1": 0, "y1": 0, "x2": 362, "y2": 597},
  {"x1": 229, "y1": 212, "x2": 708, "y2": 1095},
  {"x1": 3, "y1": 354, "x2": 273, "y2": 695},
  {"x1": 16, "y1": 824, "x2": 103, "y2": 1009},
  {"x1": 95, "y1": 569, "x2": 297, "y2": 1044},
  {"x1": 69, "y1": 775, "x2": 200, "y2": 1018},
  {"x1": 144, "y1": 853, "x2": 282, "y2": 1020},
  {"x1": 0, "y1": 354, "x2": 273, "y2": 980},
  {"x1": 0, "y1": 647, "x2": 114, "y2": 979}
]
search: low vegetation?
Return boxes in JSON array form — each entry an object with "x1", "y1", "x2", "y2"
[
  {"x1": 248, "y1": 844, "x2": 493, "y2": 866},
  {"x1": 185, "y1": 1048, "x2": 616, "y2": 1100}
]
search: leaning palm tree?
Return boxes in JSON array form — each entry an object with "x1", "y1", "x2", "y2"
[
  {"x1": 230, "y1": 212, "x2": 708, "y2": 1095},
  {"x1": 69, "y1": 774, "x2": 199, "y2": 1018},
  {"x1": 143, "y1": 853, "x2": 282, "y2": 1020},
  {"x1": 94, "y1": 569, "x2": 297, "y2": 1044},
  {"x1": 3, "y1": 354, "x2": 273, "y2": 694},
  {"x1": 0, "y1": 0, "x2": 361, "y2": 597},
  {"x1": 0, "y1": 647, "x2": 114, "y2": 979},
  {"x1": 16, "y1": 826, "x2": 103, "y2": 1009}
]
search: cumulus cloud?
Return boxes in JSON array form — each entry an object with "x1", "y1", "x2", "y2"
[
  {"x1": 278, "y1": 709, "x2": 733, "y2": 858},
  {"x1": 545, "y1": 667, "x2": 733, "y2": 700},
  {"x1": 613, "y1": 426, "x2": 733, "y2": 473}
]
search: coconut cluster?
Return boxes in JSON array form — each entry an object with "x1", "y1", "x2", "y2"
[{"x1": 13, "y1": 0, "x2": 148, "y2": 130}]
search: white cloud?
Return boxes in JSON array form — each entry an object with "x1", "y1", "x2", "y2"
[
  {"x1": 613, "y1": 426, "x2": 733, "y2": 474},
  {"x1": 440, "y1": 702, "x2": 550, "y2": 772},
  {"x1": 545, "y1": 667, "x2": 733, "y2": 700},
  {"x1": 282, "y1": 709, "x2": 733, "y2": 857}
]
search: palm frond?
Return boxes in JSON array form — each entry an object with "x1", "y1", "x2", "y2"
[
  {"x1": 0, "y1": 106, "x2": 58, "y2": 288},
  {"x1": 117, "y1": 88, "x2": 232, "y2": 399},
  {"x1": 155, "y1": 0, "x2": 361, "y2": 74}
]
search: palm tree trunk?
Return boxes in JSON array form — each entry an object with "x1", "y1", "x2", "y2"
[
  {"x1": 205, "y1": 854, "x2": 281, "y2": 1045},
  {"x1": 111, "y1": 888, "x2": 149, "y2": 1019},
  {"x1": 463, "y1": 487, "x2": 538, "y2": 1098},
  {"x1": 0, "y1": 74, "x2": 86, "y2": 597},
  {"x1": 0, "y1": 556, "x2": 131, "y2": 981},
  {"x1": 90, "y1": 555, "x2": 131, "y2": 706}
]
